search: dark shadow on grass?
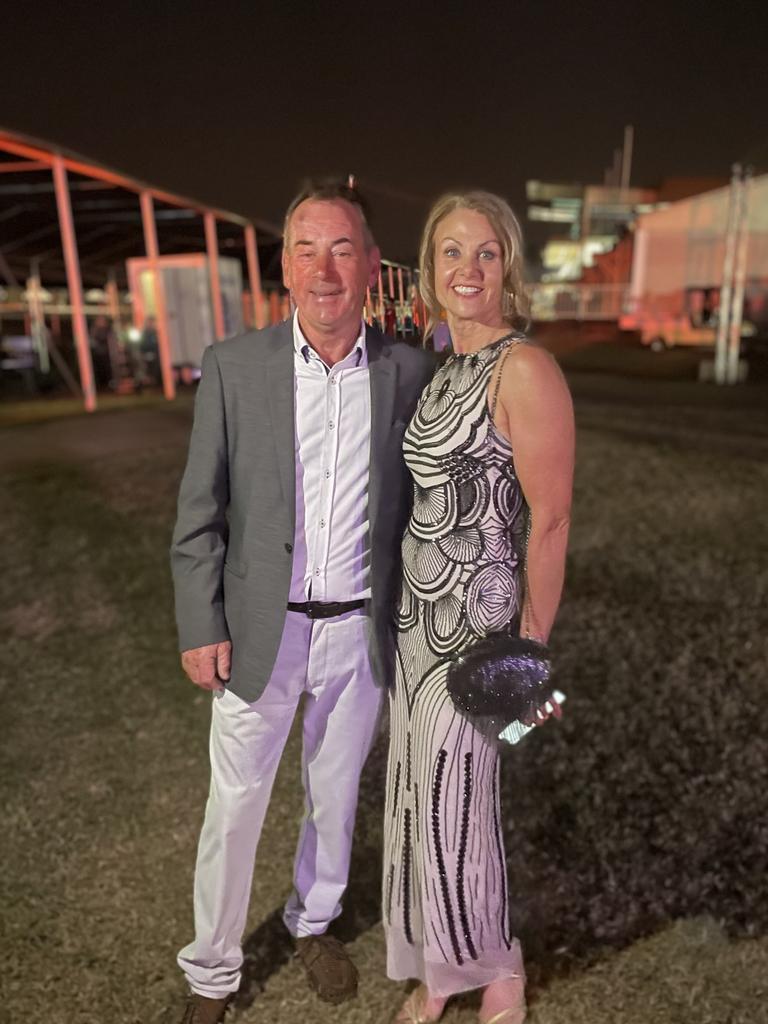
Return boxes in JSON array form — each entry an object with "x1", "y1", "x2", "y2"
[{"x1": 234, "y1": 908, "x2": 296, "y2": 1010}]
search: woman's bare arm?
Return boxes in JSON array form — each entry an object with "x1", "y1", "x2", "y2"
[{"x1": 493, "y1": 344, "x2": 575, "y2": 642}]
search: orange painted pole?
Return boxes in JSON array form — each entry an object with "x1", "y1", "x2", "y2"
[
  {"x1": 244, "y1": 223, "x2": 263, "y2": 329},
  {"x1": 0, "y1": 137, "x2": 54, "y2": 162},
  {"x1": 52, "y1": 155, "x2": 96, "y2": 411},
  {"x1": 365, "y1": 286, "x2": 373, "y2": 325},
  {"x1": 0, "y1": 134, "x2": 249, "y2": 226},
  {"x1": 269, "y1": 290, "x2": 280, "y2": 325},
  {"x1": 204, "y1": 212, "x2": 226, "y2": 340},
  {"x1": 0, "y1": 160, "x2": 49, "y2": 173},
  {"x1": 387, "y1": 265, "x2": 394, "y2": 299},
  {"x1": 397, "y1": 266, "x2": 404, "y2": 305},
  {"x1": 140, "y1": 190, "x2": 176, "y2": 400}
]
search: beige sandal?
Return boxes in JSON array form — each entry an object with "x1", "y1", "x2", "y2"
[
  {"x1": 479, "y1": 1008, "x2": 526, "y2": 1024},
  {"x1": 394, "y1": 985, "x2": 447, "y2": 1023},
  {"x1": 478, "y1": 977, "x2": 526, "y2": 1024}
]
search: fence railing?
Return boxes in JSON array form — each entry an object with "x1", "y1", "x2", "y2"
[{"x1": 529, "y1": 283, "x2": 630, "y2": 321}]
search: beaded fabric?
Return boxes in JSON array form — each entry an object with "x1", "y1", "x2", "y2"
[{"x1": 383, "y1": 334, "x2": 527, "y2": 998}]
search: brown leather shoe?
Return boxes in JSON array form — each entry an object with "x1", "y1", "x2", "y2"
[
  {"x1": 295, "y1": 933, "x2": 358, "y2": 1004},
  {"x1": 180, "y1": 993, "x2": 231, "y2": 1024}
]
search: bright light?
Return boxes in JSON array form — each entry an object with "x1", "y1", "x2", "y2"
[
  {"x1": 528, "y1": 206, "x2": 579, "y2": 224},
  {"x1": 22, "y1": 286, "x2": 54, "y2": 302}
]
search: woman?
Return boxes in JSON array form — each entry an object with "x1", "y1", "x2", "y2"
[{"x1": 383, "y1": 192, "x2": 574, "y2": 1024}]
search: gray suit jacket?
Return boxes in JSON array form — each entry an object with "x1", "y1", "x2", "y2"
[{"x1": 171, "y1": 320, "x2": 435, "y2": 703}]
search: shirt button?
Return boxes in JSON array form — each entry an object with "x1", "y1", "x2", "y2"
[
  {"x1": 330, "y1": 376, "x2": 337, "y2": 385},
  {"x1": 328, "y1": 421, "x2": 335, "y2": 430},
  {"x1": 284, "y1": 542, "x2": 293, "y2": 553},
  {"x1": 320, "y1": 518, "x2": 326, "y2": 528},
  {"x1": 325, "y1": 469, "x2": 331, "y2": 478},
  {"x1": 314, "y1": 568, "x2": 321, "y2": 576}
]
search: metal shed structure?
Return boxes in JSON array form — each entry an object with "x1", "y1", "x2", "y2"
[{"x1": 0, "y1": 127, "x2": 282, "y2": 411}]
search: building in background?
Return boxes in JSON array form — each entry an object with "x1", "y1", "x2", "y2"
[
  {"x1": 526, "y1": 179, "x2": 656, "y2": 282},
  {"x1": 526, "y1": 177, "x2": 728, "y2": 283}
]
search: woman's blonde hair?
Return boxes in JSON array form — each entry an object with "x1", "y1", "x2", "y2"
[{"x1": 418, "y1": 190, "x2": 530, "y2": 339}]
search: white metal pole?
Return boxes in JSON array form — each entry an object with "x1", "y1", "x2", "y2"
[
  {"x1": 726, "y1": 167, "x2": 752, "y2": 384},
  {"x1": 714, "y1": 165, "x2": 741, "y2": 385},
  {"x1": 620, "y1": 125, "x2": 634, "y2": 191},
  {"x1": 27, "y1": 260, "x2": 49, "y2": 374},
  {"x1": 612, "y1": 148, "x2": 622, "y2": 189}
]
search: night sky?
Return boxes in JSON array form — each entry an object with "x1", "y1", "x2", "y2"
[{"x1": 4, "y1": 1, "x2": 768, "y2": 261}]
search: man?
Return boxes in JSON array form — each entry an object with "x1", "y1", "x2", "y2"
[{"x1": 171, "y1": 181, "x2": 434, "y2": 1024}]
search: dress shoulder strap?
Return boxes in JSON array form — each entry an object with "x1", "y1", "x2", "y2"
[{"x1": 489, "y1": 337, "x2": 526, "y2": 423}]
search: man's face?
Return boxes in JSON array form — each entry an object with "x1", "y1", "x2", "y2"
[{"x1": 282, "y1": 199, "x2": 380, "y2": 338}]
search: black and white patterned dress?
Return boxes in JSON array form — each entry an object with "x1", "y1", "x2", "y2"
[{"x1": 383, "y1": 334, "x2": 527, "y2": 997}]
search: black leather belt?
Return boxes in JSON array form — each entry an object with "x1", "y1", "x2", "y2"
[{"x1": 287, "y1": 599, "x2": 365, "y2": 619}]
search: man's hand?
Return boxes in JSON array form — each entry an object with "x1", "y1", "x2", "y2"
[{"x1": 181, "y1": 641, "x2": 232, "y2": 692}]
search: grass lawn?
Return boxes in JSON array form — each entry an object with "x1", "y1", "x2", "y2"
[
  {"x1": 2, "y1": 375, "x2": 767, "y2": 1023},
  {"x1": 0, "y1": 389, "x2": 196, "y2": 428}
]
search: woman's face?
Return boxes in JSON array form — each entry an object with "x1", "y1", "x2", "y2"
[{"x1": 433, "y1": 208, "x2": 506, "y2": 328}]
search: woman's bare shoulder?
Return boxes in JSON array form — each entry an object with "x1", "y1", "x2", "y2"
[{"x1": 502, "y1": 338, "x2": 565, "y2": 390}]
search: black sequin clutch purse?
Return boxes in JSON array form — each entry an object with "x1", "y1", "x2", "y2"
[{"x1": 445, "y1": 634, "x2": 552, "y2": 733}]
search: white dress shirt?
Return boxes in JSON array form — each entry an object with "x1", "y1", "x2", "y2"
[{"x1": 288, "y1": 312, "x2": 372, "y2": 602}]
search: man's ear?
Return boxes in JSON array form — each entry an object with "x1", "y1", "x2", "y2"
[
  {"x1": 368, "y1": 246, "x2": 382, "y2": 287},
  {"x1": 281, "y1": 246, "x2": 291, "y2": 291}
]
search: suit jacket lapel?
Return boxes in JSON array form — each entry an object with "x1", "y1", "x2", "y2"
[
  {"x1": 367, "y1": 329, "x2": 396, "y2": 535},
  {"x1": 265, "y1": 321, "x2": 296, "y2": 518}
]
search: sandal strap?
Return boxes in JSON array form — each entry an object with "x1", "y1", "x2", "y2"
[
  {"x1": 395, "y1": 986, "x2": 446, "y2": 1023},
  {"x1": 480, "y1": 1006, "x2": 526, "y2": 1024}
]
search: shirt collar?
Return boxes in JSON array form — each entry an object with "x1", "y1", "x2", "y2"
[{"x1": 292, "y1": 311, "x2": 367, "y2": 370}]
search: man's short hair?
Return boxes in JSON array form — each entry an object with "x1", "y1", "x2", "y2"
[{"x1": 283, "y1": 178, "x2": 375, "y2": 250}]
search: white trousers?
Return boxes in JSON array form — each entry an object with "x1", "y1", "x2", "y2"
[{"x1": 177, "y1": 608, "x2": 383, "y2": 998}]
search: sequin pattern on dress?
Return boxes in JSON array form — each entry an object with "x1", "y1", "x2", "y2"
[{"x1": 383, "y1": 335, "x2": 527, "y2": 997}]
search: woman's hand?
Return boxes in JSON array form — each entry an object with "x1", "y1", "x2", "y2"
[{"x1": 522, "y1": 696, "x2": 563, "y2": 727}]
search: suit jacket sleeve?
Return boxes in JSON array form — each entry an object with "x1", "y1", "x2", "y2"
[{"x1": 170, "y1": 344, "x2": 231, "y2": 652}]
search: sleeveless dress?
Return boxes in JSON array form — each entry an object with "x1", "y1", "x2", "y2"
[{"x1": 383, "y1": 334, "x2": 528, "y2": 998}]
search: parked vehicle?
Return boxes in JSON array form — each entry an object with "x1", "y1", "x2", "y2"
[{"x1": 620, "y1": 175, "x2": 768, "y2": 351}]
